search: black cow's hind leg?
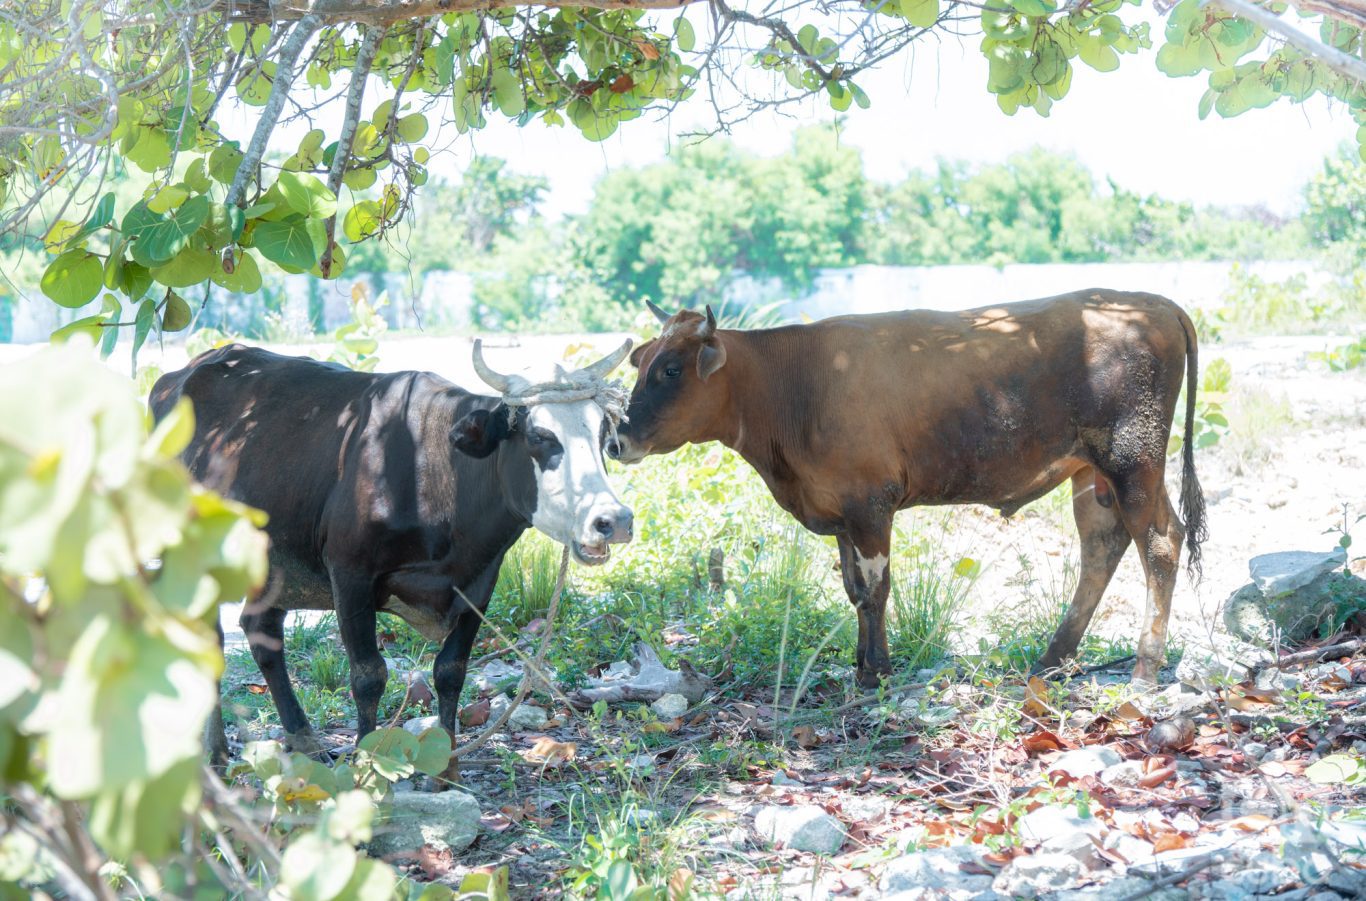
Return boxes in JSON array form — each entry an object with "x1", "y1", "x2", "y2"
[
  {"x1": 241, "y1": 602, "x2": 320, "y2": 753},
  {"x1": 331, "y1": 569, "x2": 387, "y2": 738}
]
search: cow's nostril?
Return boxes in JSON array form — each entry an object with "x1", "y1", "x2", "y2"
[
  {"x1": 606, "y1": 441, "x2": 621, "y2": 460},
  {"x1": 593, "y1": 516, "x2": 615, "y2": 537}
]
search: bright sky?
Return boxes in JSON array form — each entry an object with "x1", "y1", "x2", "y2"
[{"x1": 417, "y1": 6, "x2": 1354, "y2": 219}]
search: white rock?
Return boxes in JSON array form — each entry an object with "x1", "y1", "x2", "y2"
[
  {"x1": 488, "y1": 694, "x2": 548, "y2": 731},
  {"x1": 1176, "y1": 634, "x2": 1275, "y2": 690},
  {"x1": 628, "y1": 754, "x2": 656, "y2": 775},
  {"x1": 475, "y1": 660, "x2": 522, "y2": 692},
  {"x1": 1048, "y1": 746, "x2": 1122, "y2": 779},
  {"x1": 842, "y1": 795, "x2": 891, "y2": 823},
  {"x1": 1204, "y1": 866, "x2": 1297, "y2": 896},
  {"x1": 771, "y1": 771, "x2": 804, "y2": 787},
  {"x1": 1050, "y1": 876, "x2": 1186, "y2": 900},
  {"x1": 369, "y1": 788, "x2": 481, "y2": 858},
  {"x1": 880, "y1": 845, "x2": 994, "y2": 895},
  {"x1": 1100, "y1": 760, "x2": 1143, "y2": 789},
  {"x1": 651, "y1": 692, "x2": 689, "y2": 719},
  {"x1": 1017, "y1": 805, "x2": 1104, "y2": 868},
  {"x1": 753, "y1": 805, "x2": 845, "y2": 855},
  {"x1": 1250, "y1": 548, "x2": 1347, "y2": 596},
  {"x1": 992, "y1": 851, "x2": 1085, "y2": 898},
  {"x1": 1242, "y1": 741, "x2": 1269, "y2": 761},
  {"x1": 402, "y1": 715, "x2": 440, "y2": 736}
]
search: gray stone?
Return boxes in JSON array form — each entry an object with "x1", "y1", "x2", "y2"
[
  {"x1": 881, "y1": 845, "x2": 993, "y2": 895},
  {"x1": 842, "y1": 794, "x2": 891, "y2": 823},
  {"x1": 650, "y1": 692, "x2": 689, "y2": 720},
  {"x1": 489, "y1": 694, "x2": 548, "y2": 731},
  {"x1": 1225, "y1": 565, "x2": 1365, "y2": 647},
  {"x1": 1048, "y1": 746, "x2": 1122, "y2": 779},
  {"x1": 1250, "y1": 548, "x2": 1347, "y2": 595},
  {"x1": 1049, "y1": 875, "x2": 1185, "y2": 900},
  {"x1": 1212, "y1": 865, "x2": 1297, "y2": 895},
  {"x1": 1176, "y1": 634, "x2": 1275, "y2": 690},
  {"x1": 1017, "y1": 805, "x2": 1103, "y2": 847},
  {"x1": 1242, "y1": 741, "x2": 1268, "y2": 762},
  {"x1": 1100, "y1": 760, "x2": 1144, "y2": 789},
  {"x1": 753, "y1": 805, "x2": 845, "y2": 855},
  {"x1": 1327, "y1": 865, "x2": 1366, "y2": 896},
  {"x1": 369, "y1": 788, "x2": 481, "y2": 858},
  {"x1": 402, "y1": 715, "x2": 440, "y2": 736},
  {"x1": 992, "y1": 851, "x2": 1085, "y2": 898}
]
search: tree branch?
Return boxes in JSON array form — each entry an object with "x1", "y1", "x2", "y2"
[
  {"x1": 225, "y1": 13, "x2": 324, "y2": 209},
  {"x1": 226, "y1": 0, "x2": 699, "y2": 26},
  {"x1": 321, "y1": 24, "x2": 384, "y2": 276},
  {"x1": 1205, "y1": 0, "x2": 1366, "y2": 84}
]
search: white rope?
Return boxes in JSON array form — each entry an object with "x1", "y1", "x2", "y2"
[{"x1": 500, "y1": 372, "x2": 630, "y2": 437}]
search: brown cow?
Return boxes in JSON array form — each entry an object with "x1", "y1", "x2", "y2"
[{"x1": 613, "y1": 290, "x2": 1207, "y2": 687}]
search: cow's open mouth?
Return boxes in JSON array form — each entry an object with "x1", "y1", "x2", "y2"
[{"x1": 571, "y1": 541, "x2": 612, "y2": 566}]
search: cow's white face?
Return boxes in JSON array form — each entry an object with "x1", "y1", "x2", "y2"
[
  {"x1": 520, "y1": 398, "x2": 632, "y2": 565},
  {"x1": 452, "y1": 339, "x2": 635, "y2": 566}
]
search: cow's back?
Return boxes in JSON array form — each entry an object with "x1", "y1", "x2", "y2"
[{"x1": 151, "y1": 344, "x2": 374, "y2": 565}]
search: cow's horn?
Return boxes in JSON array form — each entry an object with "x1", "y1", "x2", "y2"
[
  {"x1": 646, "y1": 299, "x2": 672, "y2": 324},
  {"x1": 698, "y1": 304, "x2": 718, "y2": 339},
  {"x1": 579, "y1": 338, "x2": 633, "y2": 382},
  {"x1": 471, "y1": 339, "x2": 514, "y2": 394}
]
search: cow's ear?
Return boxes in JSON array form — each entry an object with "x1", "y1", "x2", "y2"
[
  {"x1": 629, "y1": 339, "x2": 654, "y2": 369},
  {"x1": 451, "y1": 405, "x2": 512, "y2": 458},
  {"x1": 697, "y1": 339, "x2": 727, "y2": 382}
]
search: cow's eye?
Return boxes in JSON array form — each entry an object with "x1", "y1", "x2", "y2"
[
  {"x1": 527, "y1": 427, "x2": 555, "y2": 446},
  {"x1": 663, "y1": 365, "x2": 682, "y2": 380}
]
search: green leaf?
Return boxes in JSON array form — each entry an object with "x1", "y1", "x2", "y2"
[
  {"x1": 41, "y1": 251, "x2": 104, "y2": 308},
  {"x1": 50, "y1": 314, "x2": 108, "y2": 345},
  {"x1": 412, "y1": 728, "x2": 452, "y2": 776},
  {"x1": 210, "y1": 249, "x2": 263, "y2": 294},
  {"x1": 161, "y1": 292, "x2": 192, "y2": 332},
  {"x1": 131, "y1": 298, "x2": 155, "y2": 371},
  {"x1": 123, "y1": 196, "x2": 211, "y2": 267},
  {"x1": 254, "y1": 216, "x2": 319, "y2": 270},
  {"x1": 675, "y1": 16, "x2": 696, "y2": 52},
  {"x1": 1077, "y1": 35, "x2": 1120, "y2": 72},
  {"x1": 276, "y1": 171, "x2": 338, "y2": 219},
  {"x1": 71, "y1": 192, "x2": 116, "y2": 244},
  {"x1": 280, "y1": 832, "x2": 358, "y2": 901},
  {"x1": 342, "y1": 201, "x2": 383, "y2": 242},
  {"x1": 1306, "y1": 753, "x2": 1363, "y2": 784},
  {"x1": 491, "y1": 67, "x2": 526, "y2": 117},
  {"x1": 47, "y1": 614, "x2": 217, "y2": 797},
  {"x1": 396, "y1": 113, "x2": 428, "y2": 143},
  {"x1": 1197, "y1": 88, "x2": 1216, "y2": 120},
  {"x1": 150, "y1": 247, "x2": 217, "y2": 288},
  {"x1": 900, "y1": 0, "x2": 939, "y2": 28},
  {"x1": 209, "y1": 144, "x2": 244, "y2": 185},
  {"x1": 1155, "y1": 40, "x2": 1203, "y2": 77}
]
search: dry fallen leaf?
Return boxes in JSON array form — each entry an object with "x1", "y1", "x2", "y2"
[
  {"x1": 416, "y1": 843, "x2": 454, "y2": 879},
  {"x1": 792, "y1": 725, "x2": 822, "y2": 749},
  {"x1": 1023, "y1": 676, "x2": 1052, "y2": 718},
  {"x1": 521, "y1": 737, "x2": 577, "y2": 766},
  {"x1": 1021, "y1": 729, "x2": 1068, "y2": 755},
  {"x1": 668, "y1": 868, "x2": 694, "y2": 901},
  {"x1": 1226, "y1": 813, "x2": 1274, "y2": 832},
  {"x1": 1151, "y1": 832, "x2": 1192, "y2": 854}
]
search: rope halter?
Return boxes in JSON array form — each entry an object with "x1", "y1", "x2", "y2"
[{"x1": 470, "y1": 338, "x2": 633, "y2": 432}]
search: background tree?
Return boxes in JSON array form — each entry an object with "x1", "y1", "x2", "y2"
[{"x1": 1, "y1": 0, "x2": 1364, "y2": 354}]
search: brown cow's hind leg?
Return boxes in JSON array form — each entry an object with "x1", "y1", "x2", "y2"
[
  {"x1": 837, "y1": 525, "x2": 893, "y2": 690},
  {"x1": 1036, "y1": 468, "x2": 1132, "y2": 673},
  {"x1": 1113, "y1": 469, "x2": 1185, "y2": 685}
]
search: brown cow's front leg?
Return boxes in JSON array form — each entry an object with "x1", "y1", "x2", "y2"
[
  {"x1": 836, "y1": 527, "x2": 893, "y2": 690},
  {"x1": 331, "y1": 570, "x2": 388, "y2": 738}
]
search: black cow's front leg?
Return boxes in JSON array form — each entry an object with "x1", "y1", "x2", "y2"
[
  {"x1": 330, "y1": 569, "x2": 387, "y2": 738},
  {"x1": 434, "y1": 611, "x2": 483, "y2": 735},
  {"x1": 836, "y1": 524, "x2": 894, "y2": 690},
  {"x1": 241, "y1": 602, "x2": 322, "y2": 754}
]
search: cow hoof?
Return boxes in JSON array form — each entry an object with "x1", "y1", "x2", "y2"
[
  {"x1": 285, "y1": 730, "x2": 327, "y2": 760},
  {"x1": 855, "y1": 669, "x2": 889, "y2": 691}
]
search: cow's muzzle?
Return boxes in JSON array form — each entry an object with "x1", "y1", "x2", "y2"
[
  {"x1": 572, "y1": 505, "x2": 633, "y2": 566},
  {"x1": 608, "y1": 436, "x2": 647, "y2": 465}
]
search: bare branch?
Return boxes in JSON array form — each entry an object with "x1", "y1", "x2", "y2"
[
  {"x1": 1206, "y1": 0, "x2": 1366, "y2": 83},
  {"x1": 225, "y1": 14, "x2": 325, "y2": 209},
  {"x1": 226, "y1": 0, "x2": 700, "y2": 25},
  {"x1": 320, "y1": 24, "x2": 385, "y2": 276}
]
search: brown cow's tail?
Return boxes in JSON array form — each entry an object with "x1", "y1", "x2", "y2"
[{"x1": 1176, "y1": 304, "x2": 1208, "y2": 581}]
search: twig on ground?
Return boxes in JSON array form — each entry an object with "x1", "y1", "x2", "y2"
[
  {"x1": 1255, "y1": 638, "x2": 1365, "y2": 674},
  {"x1": 1116, "y1": 851, "x2": 1226, "y2": 901}
]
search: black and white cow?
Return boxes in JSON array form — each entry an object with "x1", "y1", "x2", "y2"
[{"x1": 150, "y1": 340, "x2": 633, "y2": 762}]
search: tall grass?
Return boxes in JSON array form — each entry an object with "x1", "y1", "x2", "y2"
[
  {"x1": 887, "y1": 529, "x2": 981, "y2": 673},
  {"x1": 494, "y1": 531, "x2": 568, "y2": 627}
]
